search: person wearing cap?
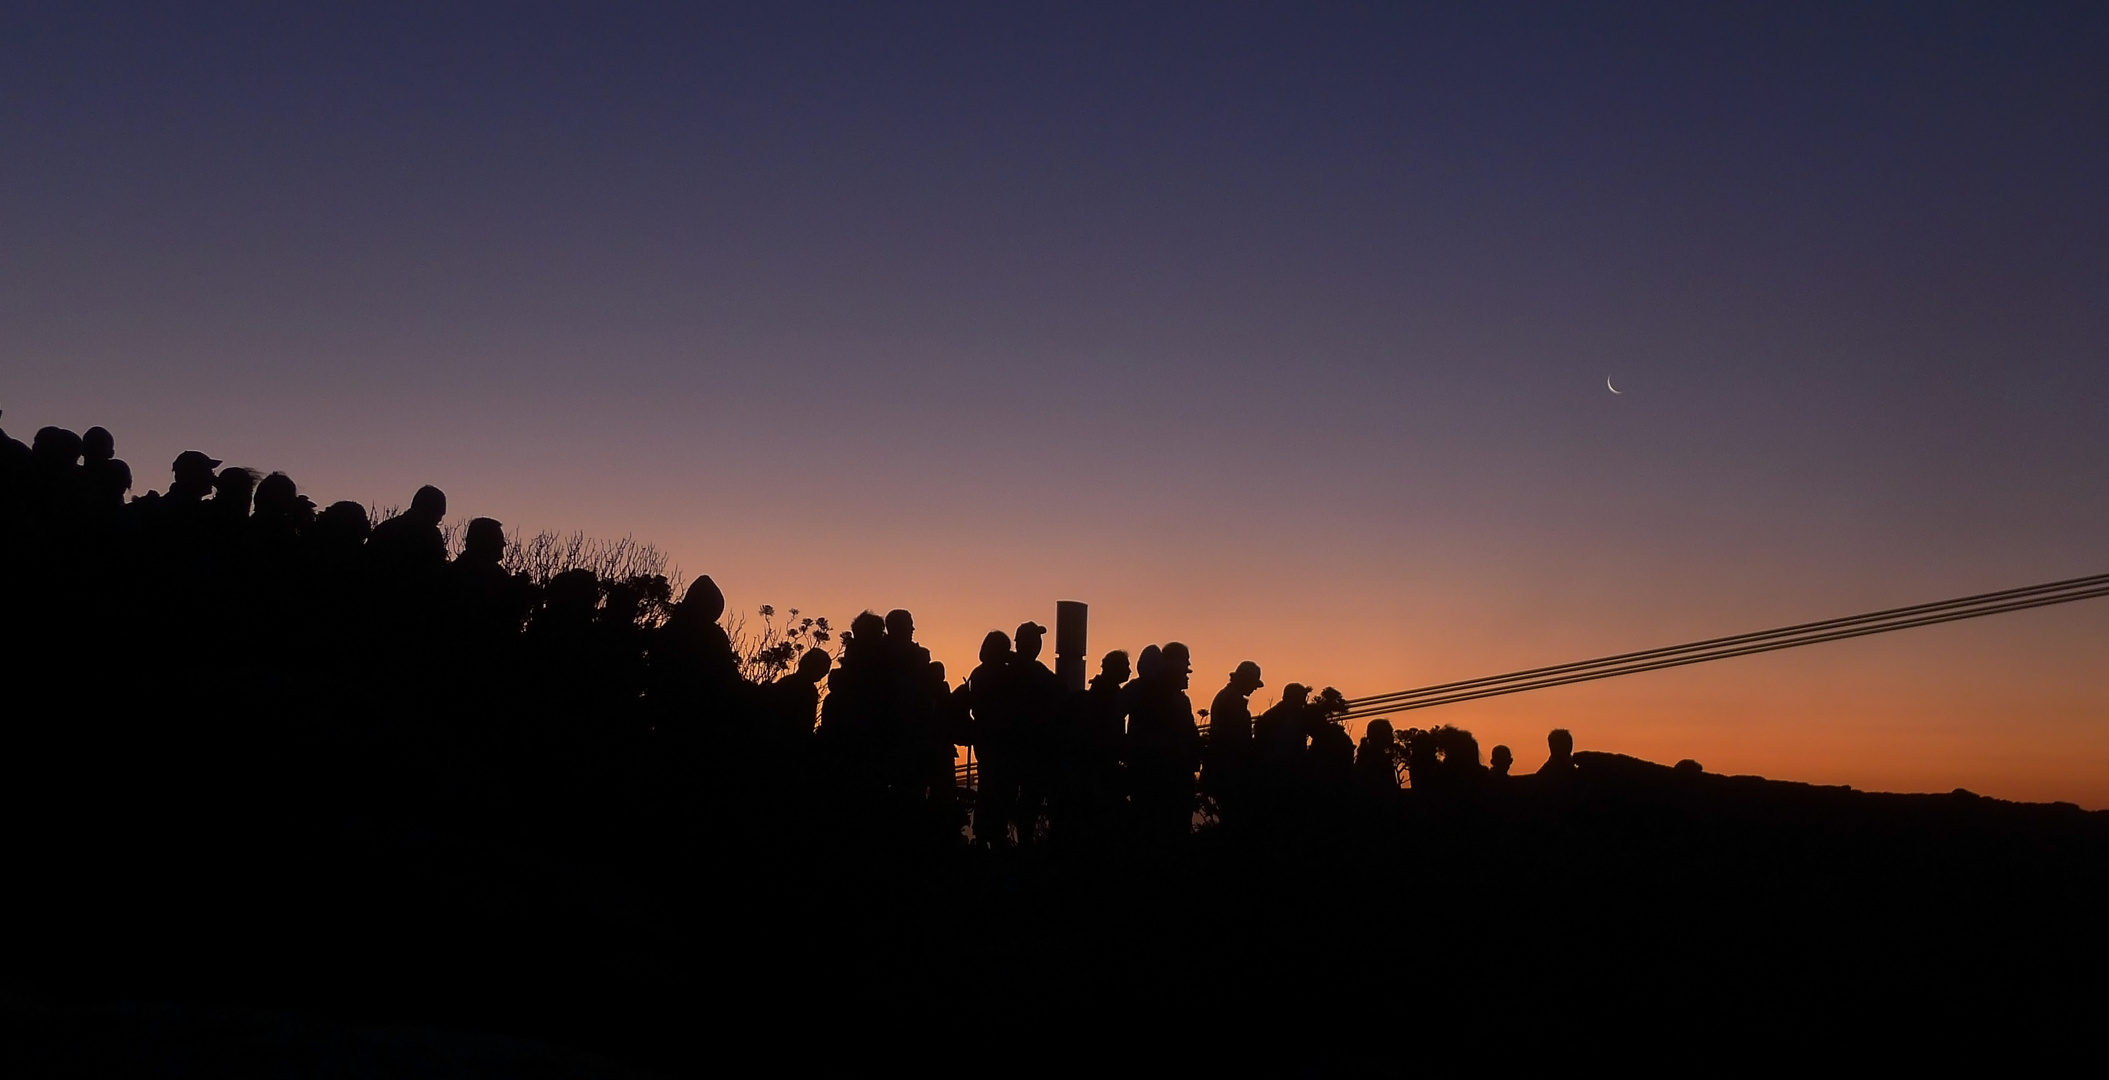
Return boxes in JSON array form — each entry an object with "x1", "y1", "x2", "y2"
[
  {"x1": 168, "y1": 450, "x2": 221, "y2": 504},
  {"x1": 1203, "y1": 660, "x2": 1264, "y2": 825},
  {"x1": 1009, "y1": 620, "x2": 1061, "y2": 845},
  {"x1": 128, "y1": 448, "x2": 221, "y2": 540}
]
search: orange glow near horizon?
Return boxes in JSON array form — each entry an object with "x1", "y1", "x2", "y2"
[
  {"x1": 628, "y1": 505, "x2": 2109, "y2": 810},
  {"x1": 40, "y1": 408, "x2": 2108, "y2": 812}
]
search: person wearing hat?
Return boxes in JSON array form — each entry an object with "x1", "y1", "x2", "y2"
[
  {"x1": 1202, "y1": 660, "x2": 1264, "y2": 824},
  {"x1": 126, "y1": 448, "x2": 222, "y2": 538},
  {"x1": 1008, "y1": 621, "x2": 1061, "y2": 845},
  {"x1": 168, "y1": 450, "x2": 221, "y2": 504},
  {"x1": 652, "y1": 574, "x2": 741, "y2": 706}
]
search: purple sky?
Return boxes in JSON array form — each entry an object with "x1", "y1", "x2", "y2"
[{"x1": 6, "y1": 3, "x2": 2108, "y2": 801}]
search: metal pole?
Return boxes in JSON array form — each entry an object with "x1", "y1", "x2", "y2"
[{"x1": 1055, "y1": 599, "x2": 1088, "y2": 692}]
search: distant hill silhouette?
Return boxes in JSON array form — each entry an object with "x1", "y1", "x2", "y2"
[{"x1": 3, "y1": 412, "x2": 2103, "y2": 1069}]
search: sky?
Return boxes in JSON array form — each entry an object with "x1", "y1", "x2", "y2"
[{"x1": 5, "y1": 3, "x2": 2108, "y2": 803}]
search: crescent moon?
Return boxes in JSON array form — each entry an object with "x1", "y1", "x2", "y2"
[{"x1": 1607, "y1": 376, "x2": 1622, "y2": 395}]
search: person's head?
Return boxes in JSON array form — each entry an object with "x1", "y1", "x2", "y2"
[
  {"x1": 1490, "y1": 744, "x2": 1514, "y2": 776},
  {"x1": 1161, "y1": 642, "x2": 1192, "y2": 688},
  {"x1": 82, "y1": 426, "x2": 114, "y2": 462},
  {"x1": 601, "y1": 580, "x2": 642, "y2": 625},
  {"x1": 315, "y1": 501, "x2": 370, "y2": 543},
  {"x1": 1439, "y1": 726, "x2": 1482, "y2": 769},
  {"x1": 1366, "y1": 718, "x2": 1394, "y2": 746},
  {"x1": 408, "y1": 484, "x2": 447, "y2": 524},
  {"x1": 543, "y1": 569, "x2": 600, "y2": 618},
  {"x1": 462, "y1": 517, "x2": 506, "y2": 563},
  {"x1": 680, "y1": 576, "x2": 726, "y2": 622},
  {"x1": 213, "y1": 467, "x2": 259, "y2": 510},
  {"x1": 1015, "y1": 622, "x2": 1046, "y2": 662},
  {"x1": 1547, "y1": 728, "x2": 1574, "y2": 761},
  {"x1": 798, "y1": 647, "x2": 833, "y2": 682},
  {"x1": 885, "y1": 609, "x2": 915, "y2": 641},
  {"x1": 979, "y1": 630, "x2": 1013, "y2": 665},
  {"x1": 849, "y1": 611, "x2": 887, "y2": 648},
  {"x1": 171, "y1": 450, "x2": 221, "y2": 488},
  {"x1": 1100, "y1": 649, "x2": 1131, "y2": 684},
  {"x1": 254, "y1": 471, "x2": 298, "y2": 514},
  {"x1": 32, "y1": 427, "x2": 83, "y2": 468},
  {"x1": 1282, "y1": 682, "x2": 1310, "y2": 707},
  {"x1": 1229, "y1": 660, "x2": 1264, "y2": 694},
  {"x1": 1136, "y1": 644, "x2": 1163, "y2": 680}
]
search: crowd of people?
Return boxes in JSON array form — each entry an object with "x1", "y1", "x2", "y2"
[
  {"x1": 1, "y1": 411, "x2": 1580, "y2": 854},
  {"x1": 10, "y1": 412, "x2": 2101, "y2": 1070}
]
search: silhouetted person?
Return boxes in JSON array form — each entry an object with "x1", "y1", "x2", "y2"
[
  {"x1": 1254, "y1": 683, "x2": 1310, "y2": 777},
  {"x1": 1128, "y1": 641, "x2": 1199, "y2": 841},
  {"x1": 210, "y1": 466, "x2": 257, "y2": 515},
  {"x1": 594, "y1": 577, "x2": 654, "y2": 715},
  {"x1": 308, "y1": 501, "x2": 371, "y2": 556},
  {"x1": 28, "y1": 427, "x2": 86, "y2": 521},
  {"x1": 1067, "y1": 649, "x2": 1130, "y2": 842},
  {"x1": 884, "y1": 609, "x2": 931, "y2": 668},
  {"x1": 1355, "y1": 718, "x2": 1399, "y2": 794},
  {"x1": 1086, "y1": 650, "x2": 1131, "y2": 747},
  {"x1": 875, "y1": 611, "x2": 959, "y2": 844},
  {"x1": 1009, "y1": 621, "x2": 1062, "y2": 844},
  {"x1": 168, "y1": 450, "x2": 220, "y2": 504},
  {"x1": 1435, "y1": 725, "x2": 1484, "y2": 784},
  {"x1": 1489, "y1": 745, "x2": 1513, "y2": 778},
  {"x1": 80, "y1": 426, "x2": 131, "y2": 509},
  {"x1": 1203, "y1": 660, "x2": 1263, "y2": 824},
  {"x1": 1119, "y1": 644, "x2": 1161, "y2": 740},
  {"x1": 879, "y1": 609, "x2": 953, "y2": 793},
  {"x1": 1306, "y1": 692, "x2": 1355, "y2": 787},
  {"x1": 205, "y1": 467, "x2": 260, "y2": 557},
  {"x1": 248, "y1": 471, "x2": 315, "y2": 563},
  {"x1": 302, "y1": 501, "x2": 373, "y2": 649},
  {"x1": 443, "y1": 517, "x2": 531, "y2": 658},
  {"x1": 765, "y1": 647, "x2": 832, "y2": 750},
  {"x1": 653, "y1": 575, "x2": 741, "y2": 714},
  {"x1": 966, "y1": 630, "x2": 1016, "y2": 847},
  {"x1": 366, "y1": 485, "x2": 448, "y2": 576},
  {"x1": 817, "y1": 610, "x2": 912, "y2": 821},
  {"x1": 144, "y1": 449, "x2": 221, "y2": 544},
  {"x1": 521, "y1": 568, "x2": 614, "y2": 722},
  {"x1": 1539, "y1": 728, "x2": 1575, "y2": 779},
  {"x1": 1404, "y1": 727, "x2": 1441, "y2": 790}
]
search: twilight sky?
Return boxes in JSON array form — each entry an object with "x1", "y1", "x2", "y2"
[{"x1": 6, "y1": 3, "x2": 2108, "y2": 802}]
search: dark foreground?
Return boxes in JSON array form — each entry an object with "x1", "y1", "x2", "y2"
[{"x1": 6, "y1": 720, "x2": 2105, "y2": 1074}]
